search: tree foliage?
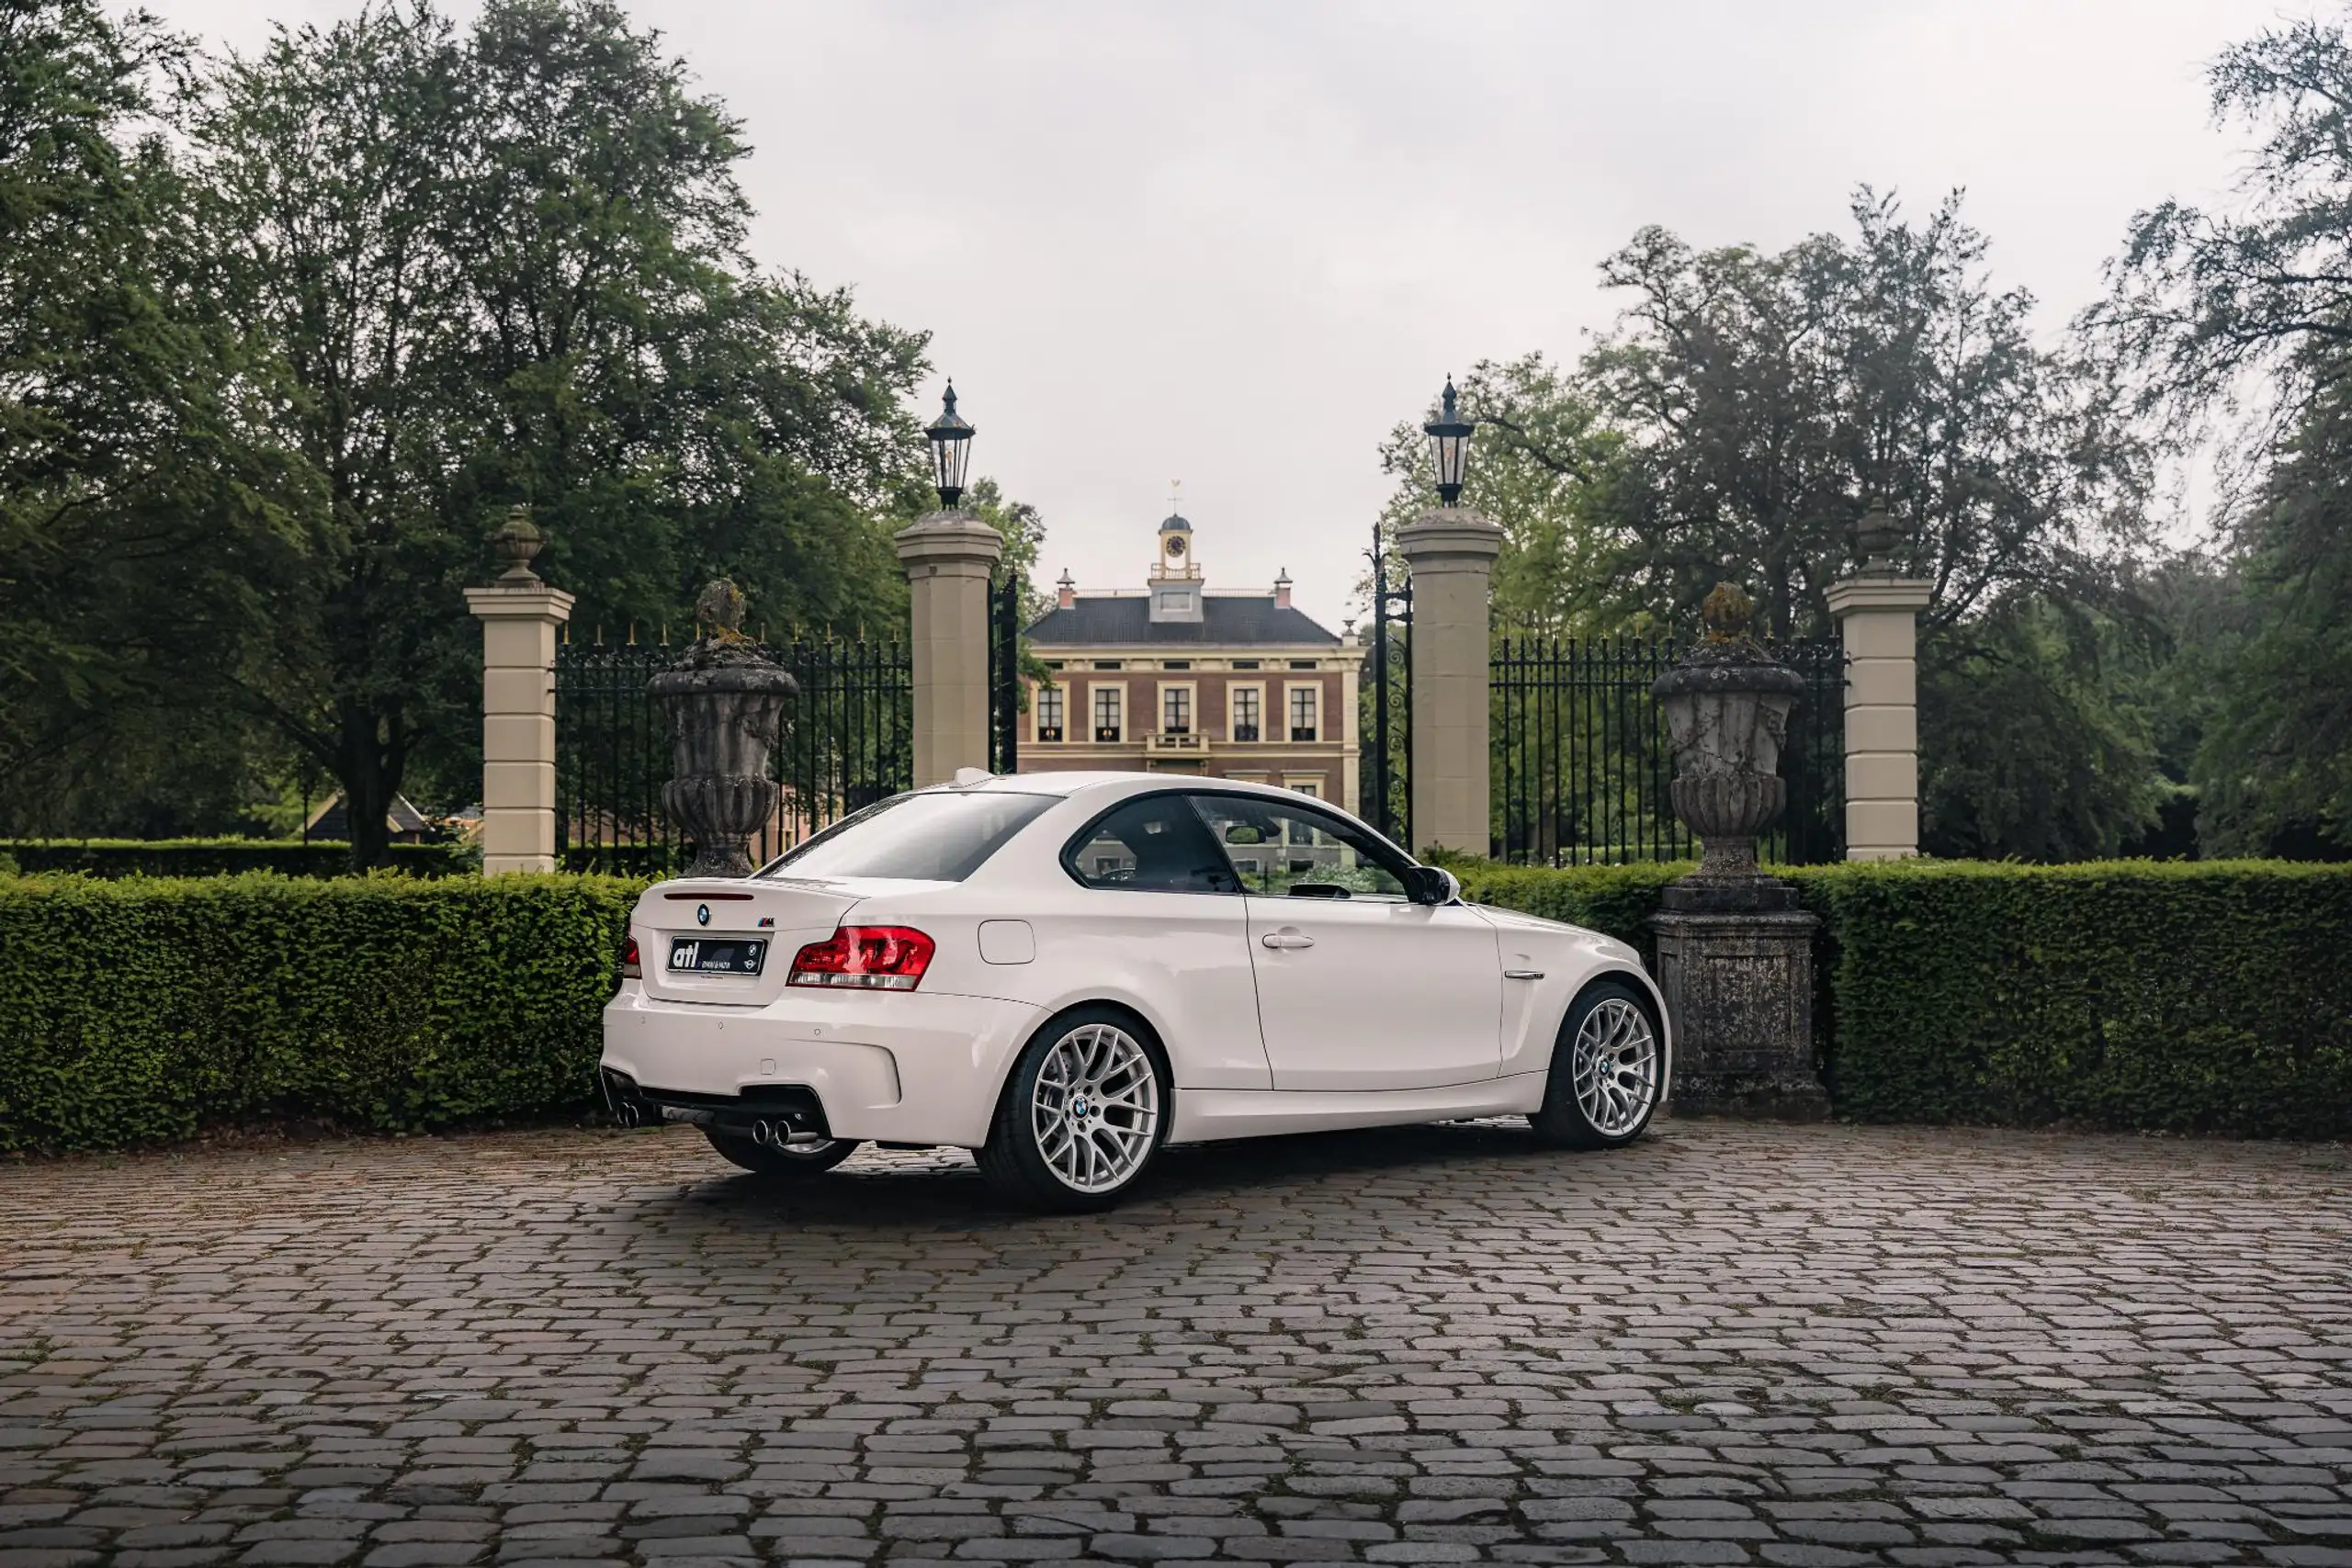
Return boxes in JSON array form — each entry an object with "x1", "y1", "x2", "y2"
[
  {"x1": 2189, "y1": 386, "x2": 2352, "y2": 852},
  {"x1": 0, "y1": 0, "x2": 312, "y2": 837},
  {"x1": 2090, "y1": 10, "x2": 2352, "y2": 854},
  {"x1": 0, "y1": 0, "x2": 945, "y2": 860},
  {"x1": 1384, "y1": 193, "x2": 2163, "y2": 859},
  {"x1": 1585, "y1": 192, "x2": 2146, "y2": 638},
  {"x1": 2092, "y1": 12, "x2": 2352, "y2": 427}
]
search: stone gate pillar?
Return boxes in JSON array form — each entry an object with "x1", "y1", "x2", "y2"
[
  {"x1": 1396, "y1": 507, "x2": 1503, "y2": 856},
  {"x1": 1826, "y1": 570, "x2": 1932, "y2": 860},
  {"x1": 895, "y1": 511, "x2": 1004, "y2": 787},
  {"x1": 463, "y1": 508, "x2": 573, "y2": 874}
]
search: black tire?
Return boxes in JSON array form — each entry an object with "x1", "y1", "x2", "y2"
[
  {"x1": 701, "y1": 1126, "x2": 861, "y2": 1177},
  {"x1": 1531, "y1": 977, "x2": 1666, "y2": 1150},
  {"x1": 977, "y1": 1006, "x2": 1171, "y2": 1213}
]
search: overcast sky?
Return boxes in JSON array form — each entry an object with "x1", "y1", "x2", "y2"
[{"x1": 152, "y1": 0, "x2": 2270, "y2": 630}]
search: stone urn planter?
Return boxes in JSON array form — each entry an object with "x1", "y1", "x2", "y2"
[
  {"x1": 1650, "y1": 584, "x2": 1808, "y2": 910},
  {"x1": 1646, "y1": 583, "x2": 1827, "y2": 1119},
  {"x1": 650, "y1": 581, "x2": 798, "y2": 878}
]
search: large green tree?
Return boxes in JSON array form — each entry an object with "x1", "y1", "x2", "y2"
[
  {"x1": 185, "y1": 0, "x2": 929, "y2": 863},
  {"x1": 1383, "y1": 192, "x2": 2165, "y2": 859},
  {"x1": 2189, "y1": 386, "x2": 2352, "y2": 853},
  {"x1": 0, "y1": 0, "x2": 307, "y2": 836},
  {"x1": 2091, "y1": 9, "x2": 2352, "y2": 854}
]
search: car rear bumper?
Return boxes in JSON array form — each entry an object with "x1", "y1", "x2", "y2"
[{"x1": 599, "y1": 984, "x2": 1045, "y2": 1147}]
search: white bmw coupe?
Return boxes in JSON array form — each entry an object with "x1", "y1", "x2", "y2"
[{"x1": 601, "y1": 772, "x2": 1668, "y2": 1211}]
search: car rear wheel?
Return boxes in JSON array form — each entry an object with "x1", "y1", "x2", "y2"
[
  {"x1": 1531, "y1": 978, "x2": 1664, "y2": 1150},
  {"x1": 702, "y1": 1126, "x2": 861, "y2": 1177},
  {"x1": 978, "y1": 1008, "x2": 1168, "y2": 1213}
]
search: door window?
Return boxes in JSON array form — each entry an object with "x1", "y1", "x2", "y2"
[
  {"x1": 1065, "y1": 794, "x2": 1241, "y2": 894},
  {"x1": 1186, "y1": 794, "x2": 1411, "y2": 902}
]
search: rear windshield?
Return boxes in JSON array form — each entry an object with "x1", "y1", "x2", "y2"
[{"x1": 760, "y1": 791, "x2": 1057, "y2": 883}]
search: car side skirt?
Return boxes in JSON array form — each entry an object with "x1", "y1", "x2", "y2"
[{"x1": 1167, "y1": 1072, "x2": 1549, "y2": 1145}]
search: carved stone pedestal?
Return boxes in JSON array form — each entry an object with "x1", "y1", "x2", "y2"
[
  {"x1": 1651, "y1": 896, "x2": 1826, "y2": 1120},
  {"x1": 1645, "y1": 581, "x2": 1831, "y2": 1121}
]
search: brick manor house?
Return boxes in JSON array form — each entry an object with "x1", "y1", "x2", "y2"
[{"x1": 1020, "y1": 511, "x2": 1361, "y2": 813}]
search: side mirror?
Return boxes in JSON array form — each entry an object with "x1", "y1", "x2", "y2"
[{"x1": 1402, "y1": 865, "x2": 1460, "y2": 906}]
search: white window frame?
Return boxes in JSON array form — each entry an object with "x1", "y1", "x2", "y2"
[
  {"x1": 1033, "y1": 681, "x2": 1065, "y2": 744},
  {"x1": 1228, "y1": 681, "x2": 1265, "y2": 743},
  {"x1": 1091, "y1": 682, "x2": 1125, "y2": 744},
  {"x1": 1284, "y1": 681, "x2": 1320, "y2": 743},
  {"x1": 1159, "y1": 681, "x2": 1196, "y2": 735}
]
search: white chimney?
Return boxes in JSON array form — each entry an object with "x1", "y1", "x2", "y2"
[{"x1": 1273, "y1": 568, "x2": 1293, "y2": 609}]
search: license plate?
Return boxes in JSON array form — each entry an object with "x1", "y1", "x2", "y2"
[{"x1": 667, "y1": 937, "x2": 767, "y2": 976}]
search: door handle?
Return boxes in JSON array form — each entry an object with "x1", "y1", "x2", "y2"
[
  {"x1": 1261, "y1": 931, "x2": 1316, "y2": 950},
  {"x1": 1504, "y1": 969, "x2": 1544, "y2": 980}
]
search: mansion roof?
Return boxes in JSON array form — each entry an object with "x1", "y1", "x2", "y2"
[{"x1": 1027, "y1": 594, "x2": 1340, "y2": 648}]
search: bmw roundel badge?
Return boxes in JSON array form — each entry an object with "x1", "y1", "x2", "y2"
[{"x1": 696, "y1": 903, "x2": 710, "y2": 927}]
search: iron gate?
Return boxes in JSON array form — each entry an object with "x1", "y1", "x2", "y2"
[
  {"x1": 1488, "y1": 634, "x2": 1846, "y2": 865},
  {"x1": 554, "y1": 632, "x2": 912, "y2": 874},
  {"x1": 1363, "y1": 534, "x2": 1412, "y2": 850},
  {"x1": 988, "y1": 570, "x2": 1021, "y2": 775}
]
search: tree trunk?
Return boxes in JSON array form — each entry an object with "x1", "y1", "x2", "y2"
[{"x1": 333, "y1": 701, "x2": 407, "y2": 872}]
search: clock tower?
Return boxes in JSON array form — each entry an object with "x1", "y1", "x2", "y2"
[{"x1": 1148, "y1": 507, "x2": 1203, "y2": 623}]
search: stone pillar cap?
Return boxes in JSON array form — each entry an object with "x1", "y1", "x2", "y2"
[
  {"x1": 1826, "y1": 573, "x2": 1931, "y2": 615},
  {"x1": 1396, "y1": 506, "x2": 1504, "y2": 564},
  {"x1": 464, "y1": 582, "x2": 575, "y2": 621},
  {"x1": 894, "y1": 509, "x2": 1006, "y2": 566}
]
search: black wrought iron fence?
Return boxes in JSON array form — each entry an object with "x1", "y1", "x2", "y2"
[
  {"x1": 1490, "y1": 635, "x2": 1846, "y2": 866},
  {"x1": 989, "y1": 571, "x2": 1021, "y2": 776},
  {"x1": 1361, "y1": 547, "x2": 1413, "y2": 851},
  {"x1": 554, "y1": 633, "x2": 912, "y2": 874}
]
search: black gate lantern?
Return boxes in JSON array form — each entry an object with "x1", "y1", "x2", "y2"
[
  {"x1": 925, "y1": 381, "x2": 975, "y2": 509},
  {"x1": 1424, "y1": 376, "x2": 1474, "y2": 507}
]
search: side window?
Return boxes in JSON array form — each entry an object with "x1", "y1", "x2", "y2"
[
  {"x1": 1186, "y1": 795, "x2": 1411, "y2": 902},
  {"x1": 1065, "y1": 795, "x2": 1240, "y2": 895}
]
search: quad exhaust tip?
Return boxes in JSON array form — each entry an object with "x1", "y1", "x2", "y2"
[{"x1": 750, "y1": 1119, "x2": 827, "y2": 1150}]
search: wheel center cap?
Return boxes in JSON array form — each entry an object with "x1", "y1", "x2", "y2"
[{"x1": 1071, "y1": 1097, "x2": 1091, "y2": 1118}]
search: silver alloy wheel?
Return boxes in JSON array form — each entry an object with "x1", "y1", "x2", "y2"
[
  {"x1": 1572, "y1": 997, "x2": 1659, "y2": 1137},
  {"x1": 1029, "y1": 1021, "x2": 1160, "y2": 1193}
]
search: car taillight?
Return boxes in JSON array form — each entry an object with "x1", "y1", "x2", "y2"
[
  {"x1": 619, "y1": 933, "x2": 641, "y2": 980},
  {"x1": 789, "y1": 926, "x2": 934, "y2": 991}
]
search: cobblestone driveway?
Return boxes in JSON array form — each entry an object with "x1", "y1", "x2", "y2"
[{"x1": 4, "y1": 1120, "x2": 2349, "y2": 1567}]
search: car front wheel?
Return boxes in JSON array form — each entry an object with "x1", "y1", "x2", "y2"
[
  {"x1": 702, "y1": 1126, "x2": 861, "y2": 1177},
  {"x1": 1531, "y1": 978, "x2": 1664, "y2": 1149},
  {"x1": 978, "y1": 1008, "x2": 1169, "y2": 1212}
]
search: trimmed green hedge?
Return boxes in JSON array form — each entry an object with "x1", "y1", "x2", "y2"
[
  {"x1": 1792, "y1": 861, "x2": 2352, "y2": 1138},
  {"x1": 0, "y1": 839, "x2": 469, "y2": 878},
  {"x1": 6, "y1": 859, "x2": 2347, "y2": 1153},
  {"x1": 0, "y1": 873, "x2": 640, "y2": 1153},
  {"x1": 1461, "y1": 857, "x2": 2352, "y2": 1140}
]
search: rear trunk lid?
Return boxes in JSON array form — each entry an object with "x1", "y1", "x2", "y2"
[{"x1": 633, "y1": 875, "x2": 895, "y2": 1007}]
